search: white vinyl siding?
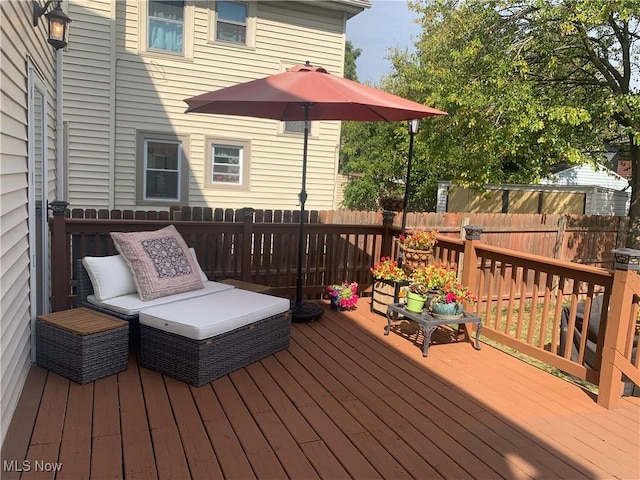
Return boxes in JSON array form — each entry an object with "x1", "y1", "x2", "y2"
[
  {"x1": 1, "y1": 0, "x2": 57, "y2": 443},
  {"x1": 65, "y1": 0, "x2": 115, "y2": 208},
  {"x1": 65, "y1": 0, "x2": 356, "y2": 210}
]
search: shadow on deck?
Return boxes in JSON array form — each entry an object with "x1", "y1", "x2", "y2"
[{"x1": 2, "y1": 298, "x2": 639, "y2": 479}]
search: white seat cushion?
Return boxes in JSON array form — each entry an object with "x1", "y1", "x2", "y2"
[
  {"x1": 88, "y1": 281, "x2": 234, "y2": 316},
  {"x1": 139, "y1": 289, "x2": 291, "y2": 340}
]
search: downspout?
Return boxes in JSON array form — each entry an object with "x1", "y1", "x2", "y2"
[
  {"x1": 109, "y1": 1, "x2": 116, "y2": 209},
  {"x1": 55, "y1": 48, "x2": 65, "y2": 201}
]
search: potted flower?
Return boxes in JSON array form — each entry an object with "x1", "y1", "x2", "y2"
[
  {"x1": 419, "y1": 263, "x2": 458, "y2": 291},
  {"x1": 404, "y1": 264, "x2": 458, "y2": 313},
  {"x1": 326, "y1": 281, "x2": 359, "y2": 311},
  {"x1": 370, "y1": 257, "x2": 408, "y2": 315},
  {"x1": 378, "y1": 195, "x2": 404, "y2": 212},
  {"x1": 429, "y1": 279, "x2": 477, "y2": 319},
  {"x1": 378, "y1": 181, "x2": 405, "y2": 211},
  {"x1": 404, "y1": 267, "x2": 434, "y2": 313},
  {"x1": 396, "y1": 230, "x2": 438, "y2": 273}
]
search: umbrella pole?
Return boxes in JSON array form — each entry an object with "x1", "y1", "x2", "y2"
[{"x1": 292, "y1": 103, "x2": 323, "y2": 322}]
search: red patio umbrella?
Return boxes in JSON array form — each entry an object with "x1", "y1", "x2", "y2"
[{"x1": 184, "y1": 62, "x2": 447, "y2": 321}]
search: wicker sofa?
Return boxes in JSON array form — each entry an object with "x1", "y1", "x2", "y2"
[{"x1": 76, "y1": 258, "x2": 291, "y2": 386}]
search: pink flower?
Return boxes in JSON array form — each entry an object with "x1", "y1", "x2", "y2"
[{"x1": 445, "y1": 292, "x2": 457, "y2": 304}]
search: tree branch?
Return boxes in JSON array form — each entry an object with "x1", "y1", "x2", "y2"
[{"x1": 575, "y1": 21, "x2": 623, "y2": 94}]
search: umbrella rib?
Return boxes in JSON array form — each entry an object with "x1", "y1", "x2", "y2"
[
  {"x1": 281, "y1": 102, "x2": 314, "y2": 120},
  {"x1": 361, "y1": 104, "x2": 393, "y2": 122}
]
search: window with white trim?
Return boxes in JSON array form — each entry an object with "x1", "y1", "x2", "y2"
[
  {"x1": 205, "y1": 137, "x2": 250, "y2": 189},
  {"x1": 216, "y1": 1, "x2": 248, "y2": 44},
  {"x1": 147, "y1": 0, "x2": 185, "y2": 54},
  {"x1": 136, "y1": 131, "x2": 189, "y2": 205}
]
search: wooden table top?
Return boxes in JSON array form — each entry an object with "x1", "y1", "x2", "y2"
[
  {"x1": 37, "y1": 307, "x2": 127, "y2": 335},
  {"x1": 219, "y1": 278, "x2": 272, "y2": 294}
]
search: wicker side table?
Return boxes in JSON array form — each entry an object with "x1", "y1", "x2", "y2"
[{"x1": 36, "y1": 307, "x2": 129, "y2": 384}]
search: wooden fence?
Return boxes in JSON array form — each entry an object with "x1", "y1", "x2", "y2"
[
  {"x1": 66, "y1": 206, "x2": 627, "y2": 266},
  {"x1": 49, "y1": 203, "x2": 638, "y2": 407}
]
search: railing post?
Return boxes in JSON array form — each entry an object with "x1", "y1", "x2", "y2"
[
  {"x1": 598, "y1": 248, "x2": 640, "y2": 408},
  {"x1": 381, "y1": 210, "x2": 397, "y2": 260},
  {"x1": 239, "y1": 207, "x2": 255, "y2": 282},
  {"x1": 461, "y1": 225, "x2": 483, "y2": 340},
  {"x1": 50, "y1": 200, "x2": 69, "y2": 312}
]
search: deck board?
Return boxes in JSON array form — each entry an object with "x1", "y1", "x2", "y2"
[
  {"x1": 310, "y1": 319, "x2": 516, "y2": 473},
  {"x1": 3, "y1": 299, "x2": 639, "y2": 479},
  {"x1": 118, "y1": 356, "x2": 157, "y2": 479},
  {"x1": 91, "y1": 374, "x2": 123, "y2": 479},
  {"x1": 190, "y1": 385, "x2": 256, "y2": 480},
  {"x1": 164, "y1": 377, "x2": 223, "y2": 480},
  {"x1": 57, "y1": 382, "x2": 93, "y2": 480}
]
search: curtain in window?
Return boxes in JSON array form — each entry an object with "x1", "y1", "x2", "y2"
[
  {"x1": 148, "y1": 0, "x2": 184, "y2": 53},
  {"x1": 216, "y1": 1, "x2": 247, "y2": 43},
  {"x1": 212, "y1": 145, "x2": 241, "y2": 183}
]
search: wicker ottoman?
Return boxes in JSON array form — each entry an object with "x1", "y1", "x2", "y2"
[
  {"x1": 36, "y1": 308, "x2": 129, "y2": 384},
  {"x1": 139, "y1": 290, "x2": 291, "y2": 386}
]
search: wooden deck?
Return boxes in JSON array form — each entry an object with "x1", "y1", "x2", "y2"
[{"x1": 2, "y1": 299, "x2": 639, "y2": 480}]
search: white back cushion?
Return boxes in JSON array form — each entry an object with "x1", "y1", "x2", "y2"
[{"x1": 82, "y1": 255, "x2": 138, "y2": 301}]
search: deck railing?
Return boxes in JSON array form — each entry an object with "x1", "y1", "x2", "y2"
[{"x1": 48, "y1": 204, "x2": 639, "y2": 407}]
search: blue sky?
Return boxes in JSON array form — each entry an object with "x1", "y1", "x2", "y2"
[{"x1": 346, "y1": 0, "x2": 421, "y2": 84}]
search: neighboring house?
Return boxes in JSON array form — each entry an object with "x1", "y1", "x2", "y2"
[
  {"x1": 63, "y1": 0, "x2": 369, "y2": 212},
  {"x1": 0, "y1": 0, "x2": 369, "y2": 448},
  {"x1": 1, "y1": 1, "x2": 60, "y2": 444},
  {"x1": 437, "y1": 163, "x2": 631, "y2": 216}
]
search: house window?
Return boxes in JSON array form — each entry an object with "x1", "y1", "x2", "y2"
[
  {"x1": 284, "y1": 121, "x2": 306, "y2": 134},
  {"x1": 212, "y1": 145, "x2": 242, "y2": 183},
  {"x1": 148, "y1": 0, "x2": 185, "y2": 54},
  {"x1": 205, "y1": 137, "x2": 250, "y2": 189},
  {"x1": 136, "y1": 131, "x2": 189, "y2": 205},
  {"x1": 215, "y1": 1, "x2": 248, "y2": 44},
  {"x1": 145, "y1": 140, "x2": 181, "y2": 199}
]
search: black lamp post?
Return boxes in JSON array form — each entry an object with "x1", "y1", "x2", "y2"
[
  {"x1": 33, "y1": 0, "x2": 72, "y2": 50},
  {"x1": 398, "y1": 119, "x2": 419, "y2": 268},
  {"x1": 400, "y1": 119, "x2": 420, "y2": 234}
]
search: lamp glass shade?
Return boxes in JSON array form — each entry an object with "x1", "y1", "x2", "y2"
[
  {"x1": 408, "y1": 118, "x2": 420, "y2": 135},
  {"x1": 46, "y1": 4, "x2": 71, "y2": 50}
]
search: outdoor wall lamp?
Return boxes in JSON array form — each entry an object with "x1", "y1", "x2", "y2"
[{"x1": 33, "y1": 0, "x2": 71, "y2": 50}]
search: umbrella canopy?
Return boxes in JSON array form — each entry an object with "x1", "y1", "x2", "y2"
[
  {"x1": 184, "y1": 63, "x2": 446, "y2": 121},
  {"x1": 184, "y1": 62, "x2": 447, "y2": 321}
]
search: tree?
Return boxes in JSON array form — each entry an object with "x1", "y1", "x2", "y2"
[
  {"x1": 485, "y1": 0, "x2": 640, "y2": 245},
  {"x1": 344, "y1": 40, "x2": 362, "y2": 81},
  {"x1": 340, "y1": 0, "x2": 640, "y2": 246}
]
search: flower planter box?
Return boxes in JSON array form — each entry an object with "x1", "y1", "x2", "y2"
[
  {"x1": 371, "y1": 279, "x2": 407, "y2": 316},
  {"x1": 401, "y1": 246, "x2": 433, "y2": 273}
]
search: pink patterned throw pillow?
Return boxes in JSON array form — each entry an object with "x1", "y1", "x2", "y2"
[{"x1": 110, "y1": 225, "x2": 204, "y2": 301}]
